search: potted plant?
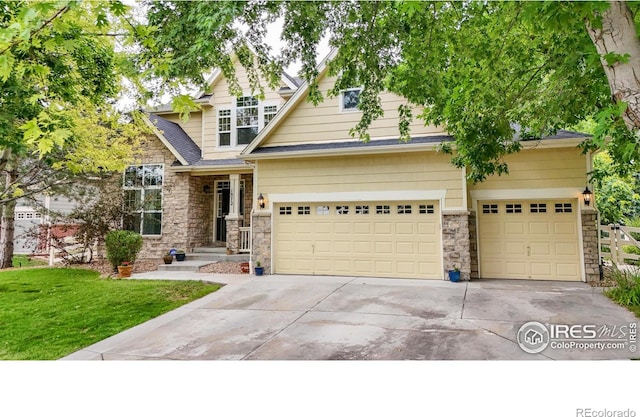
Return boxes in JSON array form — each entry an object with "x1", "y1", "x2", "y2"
[
  {"x1": 448, "y1": 266, "x2": 461, "y2": 282},
  {"x1": 118, "y1": 261, "x2": 134, "y2": 278},
  {"x1": 254, "y1": 261, "x2": 264, "y2": 276},
  {"x1": 175, "y1": 250, "x2": 186, "y2": 261},
  {"x1": 105, "y1": 230, "x2": 143, "y2": 278},
  {"x1": 163, "y1": 252, "x2": 174, "y2": 264}
]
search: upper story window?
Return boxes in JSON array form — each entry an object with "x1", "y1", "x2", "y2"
[
  {"x1": 340, "y1": 88, "x2": 362, "y2": 112},
  {"x1": 218, "y1": 96, "x2": 278, "y2": 148},
  {"x1": 123, "y1": 164, "x2": 164, "y2": 236}
]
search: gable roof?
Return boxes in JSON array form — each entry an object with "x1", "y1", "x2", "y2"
[
  {"x1": 196, "y1": 52, "x2": 300, "y2": 100},
  {"x1": 240, "y1": 48, "x2": 339, "y2": 156},
  {"x1": 145, "y1": 114, "x2": 202, "y2": 165}
]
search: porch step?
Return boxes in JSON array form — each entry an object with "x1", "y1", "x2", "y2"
[
  {"x1": 193, "y1": 246, "x2": 229, "y2": 254},
  {"x1": 188, "y1": 253, "x2": 250, "y2": 262},
  {"x1": 157, "y1": 260, "x2": 217, "y2": 272}
]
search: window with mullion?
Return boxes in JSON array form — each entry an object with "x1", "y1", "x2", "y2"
[
  {"x1": 236, "y1": 98, "x2": 259, "y2": 145},
  {"x1": 123, "y1": 164, "x2": 163, "y2": 235},
  {"x1": 218, "y1": 109, "x2": 231, "y2": 146},
  {"x1": 218, "y1": 97, "x2": 278, "y2": 147}
]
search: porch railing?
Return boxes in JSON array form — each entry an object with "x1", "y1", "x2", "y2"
[
  {"x1": 599, "y1": 224, "x2": 640, "y2": 266},
  {"x1": 239, "y1": 226, "x2": 251, "y2": 253}
]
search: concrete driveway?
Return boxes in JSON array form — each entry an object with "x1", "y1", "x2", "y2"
[{"x1": 63, "y1": 274, "x2": 639, "y2": 360}]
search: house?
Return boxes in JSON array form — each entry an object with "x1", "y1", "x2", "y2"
[
  {"x1": 14, "y1": 195, "x2": 79, "y2": 255},
  {"x1": 136, "y1": 51, "x2": 599, "y2": 282}
]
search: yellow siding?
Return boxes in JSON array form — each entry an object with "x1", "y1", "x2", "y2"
[
  {"x1": 202, "y1": 60, "x2": 287, "y2": 159},
  {"x1": 162, "y1": 112, "x2": 203, "y2": 148},
  {"x1": 470, "y1": 147, "x2": 587, "y2": 191},
  {"x1": 258, "y1": 151, "x2": 463, "y2": 209},
  {"x1": 262, "y1": 74, "x2": 447, "y2": 147}
]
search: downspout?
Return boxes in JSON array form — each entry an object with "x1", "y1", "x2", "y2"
[{"x1": 244, "y1": 160, "x2": 256, "y2": 274}]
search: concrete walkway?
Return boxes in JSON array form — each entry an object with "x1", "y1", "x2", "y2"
[{"x1": 62, "y1": 271, "x2": 639, "y2": 360}]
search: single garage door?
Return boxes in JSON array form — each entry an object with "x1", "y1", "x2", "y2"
[
  {"x1": 478, "y1": 200, "x2": 581, "y2": 281},
  {"x1": 274, "y1": 201, "x2": 442, "y2": 279}
]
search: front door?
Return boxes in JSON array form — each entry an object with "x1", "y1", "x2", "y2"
[{"x1": 215, "y1": 181, "x2": 230, "y2": 242}]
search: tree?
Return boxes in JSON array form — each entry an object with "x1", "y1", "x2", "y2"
[
  {"x1": 0, "y1": 1, "x2": 144, "y2": 268},
  {"x1": 591, "y1": 152, "x2": 640, "y2": 224},
  {"x1": 139, "y1": 0, "x2": 640, "y2": 182}
]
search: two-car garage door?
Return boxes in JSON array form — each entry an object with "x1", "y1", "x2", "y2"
[
  {"x1": 478, "y1": 200, "x2": 582, "y2": 281},
  {"x1": 274, "y1": 201, "x2": 442, "y2": 279}
]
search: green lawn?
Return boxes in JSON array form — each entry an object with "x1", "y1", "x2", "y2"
[
  {"x1": 0, "y1": 268, "x2": 220, "y2": 360},
  {"x1": 11, "y1": 255, "x2": 47, "y2": 268}
]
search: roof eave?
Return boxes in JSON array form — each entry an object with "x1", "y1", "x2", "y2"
[
  {"x1": 142, "y1": 116, "x2": 190, "y2": 166},
  {"x1": 240, "y1": 141, "x2": 442, "y2": 160}
]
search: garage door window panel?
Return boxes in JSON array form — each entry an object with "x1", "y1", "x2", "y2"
[{"x1": 482, "y1": 204, "x2": 498, "y2": 214}]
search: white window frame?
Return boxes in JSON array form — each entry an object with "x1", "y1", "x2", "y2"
[
  {"x1": 217, "y1": 96, "x2": 279, "y2": 149},
  {"x1": 339, "y1": 88, "x2": 362, "y2": 112},
  {"x1": 123, "y1": 164, "x2": 164, "y2": 236}
]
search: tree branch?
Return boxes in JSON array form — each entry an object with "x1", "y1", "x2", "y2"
[{"x1": 0, "y1": 3, "x2": 71, "y2": 56}]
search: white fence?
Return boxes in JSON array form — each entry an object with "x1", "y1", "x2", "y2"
[
  {"x1": 600, "y1": 224, "x2": 640, "y2": 265},
  {"x1": 239, "y1": 227, "x2": 251, "y2": 253}
]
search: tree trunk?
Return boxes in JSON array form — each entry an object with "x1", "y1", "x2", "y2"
[
  {"x1": 0, "y1": 165, "x2": 18, "y2": 269},
  {"x1": 586, "y1": 1, "x2": 640, "y2": 131}
]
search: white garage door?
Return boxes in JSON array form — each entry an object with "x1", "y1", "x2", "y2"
[
  {"x1": 274, "y1": 201, "x2": 442, "y2": 279},
  {"x1": 478, "y1": 200, "x2": 582, "y2": 281}
]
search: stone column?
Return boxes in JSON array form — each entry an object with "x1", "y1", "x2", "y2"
[
  {"x1": 581, "y1": 210, "x2": 600, "y2": 282},
  {"x1": 225, "y1": 217, "x2": 240, "y2": 254},
  {"x1": 442, "y1": 211, "x2": 471, "y2": 281},
  {"x1": 252, "y1": 211, "x2": 272, "y2": 274}
]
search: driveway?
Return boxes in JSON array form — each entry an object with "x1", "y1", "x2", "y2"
[{"x1": 63, "y1": 275, "x2": 639, "y2": 360}]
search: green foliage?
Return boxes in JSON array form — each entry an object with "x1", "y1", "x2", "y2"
[
  {"x1": 591, "y1": 152, "x2": 640, "y2": 224},
  {"x1": 0, "y1": 268, "x2": 220, "y2": 359},
  {"x1": 139, "y1": 1, "x2": 623, "y2": 182},
  {"x1": 605, "y1": 267, "x2": 640, "y2": 307},
  {"x1": 105, "y1": 230, "x2": 143, "y2": 270}
]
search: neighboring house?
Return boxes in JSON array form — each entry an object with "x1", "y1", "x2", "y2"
[
  {"x1": 14, "y1": 195, "x2": 78, "y2": 254},
  {"x1": 136, "y1": 51, "x2": 599, "y2": 282}
]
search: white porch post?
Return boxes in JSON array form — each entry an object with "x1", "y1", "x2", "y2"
[
  {"x1": 226, "y1": 174, "x2": 242, "y2": 253},
  {"x1": 228, "y1": 174, "x2": 241, "y2": 219}
]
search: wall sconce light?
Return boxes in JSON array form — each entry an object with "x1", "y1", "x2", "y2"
[
  {"x1": 203, "y1": 185, "x2": 211, "y2": 193},
  {"x1": 258, "y1": 193, "x2": 265, "y2": 209},
  {"x1": 582, "y1": 186, "x2": 592, "y2": 206}
]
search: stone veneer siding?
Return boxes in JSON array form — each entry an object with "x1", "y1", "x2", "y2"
[
  {"x1": 581, "y1": 210, "x2": 600, "y2": 282},
  {"x1": 442, "y1": 212, "x2": 471, "y2": 281},
  {"x1": 251, "y1": 211, "x2": 272, "y2": 274},
  {"x1": 136, "y1": 135, "x2": 215, "y2": 258},
  {"x1": 468, "y1": 211, "x2": 478, "y2": 279}
]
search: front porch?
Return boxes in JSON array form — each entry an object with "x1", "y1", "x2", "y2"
[{"x1": 190, "y1": 172, "x2": 254, "y2": 255}]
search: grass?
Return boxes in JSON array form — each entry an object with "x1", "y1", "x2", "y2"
[
  {"x1": 604, "y1": 266, "x2": 640, "y2": 318},
  {"x1": 11, "y1": 255, "x2": 47, "y2": 268},
  {"x1": 0, "y1": 268, "x2": 220, "y2": 359}
]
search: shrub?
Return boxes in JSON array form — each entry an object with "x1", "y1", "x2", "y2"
[
  {"x1": 605, "y1": 267, "x2": 640, "y2": 306},
  {"x1": 105, "y1": 230, "x2": 143, "y2": 270},
  {"x1": 622, "y1": 245, "x2": 640, "y2": 266}
]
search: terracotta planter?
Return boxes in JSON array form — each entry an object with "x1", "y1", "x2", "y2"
[
  {"x1": 163, "y1": 255, "x2": 173, "y2": 264},
  {"x1": 117, "y1": 265, "x2": 133, "y2": 278},
  {"x1": 240, "y1": 262, "x2": 250, "y2": 274}
]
